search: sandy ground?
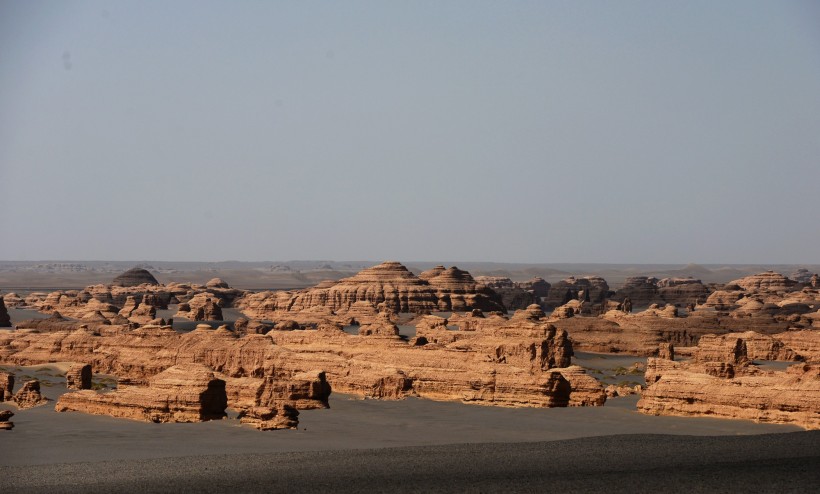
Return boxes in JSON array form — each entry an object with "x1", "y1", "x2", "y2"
[{"x1": 2, "y1": 433, "x2": 819, "y2": 493}]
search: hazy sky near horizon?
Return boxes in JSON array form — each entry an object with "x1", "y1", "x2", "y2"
[{"x1": 1, "y1": 1, "x2": 818, "y2": 264}]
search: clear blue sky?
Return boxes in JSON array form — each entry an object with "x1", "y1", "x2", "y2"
[{"x1": 1, "y1": 1, "x2": 818, "y2": 263}]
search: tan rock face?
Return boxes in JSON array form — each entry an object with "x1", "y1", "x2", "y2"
[
  {"x1": 176, "y1": 293, "x2": 223, "y2": 321},
  {"x1": 119, "y1": 296, "x2": 158, "y2": 325},
  {"x1": 56, "y1": 363, "x2": 228, "y2": 423},
  {"x1": 720, "y1": 331, "x2": 798, "y2": 362},
  {"x1": 237, "y1": 262, "x2": 503, "y2": 318},
  {"x1": 638, "y1": 362, "x2": 820, "y2": 430},
  {"x1": 0, "y1": 296, "x2": 11, "y2": 327},
  {"x1": 0, "y1": 371, "x2": 14, "y2": 401},
  {"x1": 0, "y1": 409, "x2": 13, "y2": 430},
  {"x1": 66, "y1": 363, "x2": 92, "y2": 390},
  {"x1": 419, "y1": 266, "x2": 504, "y2": 312},
  {"x1": 112, "y1": 268, "x2": 160, "y2": 287},
  {"x1": 556, "y1": 366, "x2": 607, "y2": 406},
  {"x1": 543, "y1": 276, "x2": 610, "y2": 309},
  {"x1": 776, "y1": 330, "x2": 820, "y2": 363},
  {"x1": 638, "y1": 326, "x2": 820, "y2": 429},
  {"x1": 730, "y1": 271, "x2": 798, "y2": 292},
  {"x1": 551, "y1": 300, "x2": 804, "y2": 356},
  {"x1": 14, "y1": 380, "x2": 49, "y2": 409},
  {"x1": 694, "y1": 335, "x2": 749, "y2": 366},
  {"x1": 657, "y1": 343, "x2": 675, "y2": 360},
  {"x1": 1, "y1": 293, "x2": 24, "y2": 308}
]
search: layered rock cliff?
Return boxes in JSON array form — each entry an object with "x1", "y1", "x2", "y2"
[
  {"x1": 237, "y1": 262, "x2": 504, "y2": 318},
  {"x1": 56, "y1": 363, "x2": 228, "y2": 423}
]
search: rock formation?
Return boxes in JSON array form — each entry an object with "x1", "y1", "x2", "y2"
[
  {"x1": 119, "y1": 296, "x2": 158, "y2": 324},
  {"x1": 419, "y1": 266, "x2": 505, "y2": 312},
  {"x1": 0, "y1": 293, "x2": 23, "y2": 308},
  {"x1": 13, "y1": 380, "x2": 48, "y2": 409},
  {"x1": 176, "y1": 294, "x2": 223, "y2": 321},
  {"x1": 237, "y1": 262, "x2": 506, "y2": 318},
  {"x1": 0, "y1": 371, "x2": 13, "y2": 401},
  {"x1": 0, "y1": 301, "x2": 603, "y2": 411},
  {"x1": 542, "y1": 277, "x2": 610, "y2": 309},
  {"x1": 656, "y1": 278, "x2": 710, "y2": 306},
  {"x1": 206, "y1": 278, "x2": 230, "y2": 289},
  {"x1": 66, "y1": 363, "x2": 92, "y2": 390},
  {"x1": 730, "y1": 271, "x2": 798, "y2": 292},
  {"x1": 473, "y1": 277, "x2": 538, "y2": 312},
  {"x1": 0, "y1": 296, "x2": 11, "y2": 327},
  {"x1": 638, "y1": 360, "x2": 820, "y2": 429},
  {"x1": 56, "y1": 363, "x2": 228, "y2": 423},
  {"x1": 0, "y1": 409, "x2": 13, "y2": 430},
  {"x1": 112, "y1": 267, "x2": 160, "y2": 287},
  {"x1": 638, "y1": 327, "x2": 820, "y2": 429},
  {"x1": 612, "y1": 276, "x2": 658, "y2": 307}
]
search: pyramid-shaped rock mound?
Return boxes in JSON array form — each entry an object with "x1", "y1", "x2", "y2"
[
  {"x1": 238, "y1": 261, "x2": 504, "y2": 315},
  {"x1": 112, "y1": 268, "x2": 159, "y2": 287}
]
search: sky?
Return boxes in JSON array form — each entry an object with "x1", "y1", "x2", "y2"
[{"x1": 1, "y1": 1, "x2": 818, "y2": 264}]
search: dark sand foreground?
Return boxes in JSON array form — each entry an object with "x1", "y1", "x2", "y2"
[
  {"x1": 2, "y1": 433, "x2": 819, "y2": 493},
  {"x1": 2, "y1": 361, "x2": 818, "y2": 492}
]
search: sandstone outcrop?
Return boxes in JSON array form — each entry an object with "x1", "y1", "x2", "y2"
[
  {"x1": 0, "y1": 296, "x2": 11, "y2": 327},
  {"x1": 657, "y1": 343, "x2": 675, "y2": 360},
  {"x1": 520, "y1": 278, "x2": 551, "y2": 298},
  {"x1": 612, "y1": 276, "x2": 658, "y2": 307},
  {"x1": 543, "y1": 276, "x2": 610, "y2": 309},
  {"x1": 420, "y1": 266, "x2": 505, "y2": 312},
  {"x1": 550, "y1": 300, "x2": 801, "y2": 356},
  {"x1": 14, "y1": 313, "x2": 110, "y2": 333},
  {"x1": 358, "y1": 315, "x2": 400, "y2": 337},
  {"x1": 1, "y1": 293, "x2": 24, "y2": 308},
  {"x1": 237, "y1": 262, "x2": 506, "y2": 318},
  {"x1": 14, "y1": 380, "x2": 48, "y2": 409},
  {"x1": 0, "y1": 409, "x2": 13, "y2": 430},
  {"x1": 0, "y1": 299, "x2": 602, "y2": 411},
  {"x1": 730, "y1": 271, "x2": 798, "y2": 292},
  {"x1": 66, "y1": 363, "x2": 92, "y2": 390},
  {"x1": 238, "y1": 404, "x2": 299, "y2": 430},
  {"x1": 656, "y1": 278, "x2": 710, "y2": 306},
  {"x1": 206, "y1": 278, "x2": 230, "y2": 289},
  {"x1": 638, "y1": 360, "x2": 820, "y2": 429},
  {"x1": 720, "y1": 331, "x2": 798, "y2": 362},
  {"x1": 473, "y1": 275, "x2": 543, "y2": 311},
  {"x1": 605, "y1": 384, "x2": 642, "y2": 398},
  {"x1": 56, "y1": 363, "x2": 227, "y2": 423},
  {"x1": 112, "y1": 267, "x2": 160, "y2": 287},
  {"x1": 118, "y1": 296, "x2": 158, "y2": 325},
  {"x1": 556, "y1": 366, "x2": 607, "y2": 406},
  {"x1": 176, "y1": 294, "x2": 223, "y2": 321},
  {"x1": 776, "y1": 331, "x2": 820, "y2": 362},
  {"x1": 0, "y1": 371, "x2": 13, "y2": 401}
]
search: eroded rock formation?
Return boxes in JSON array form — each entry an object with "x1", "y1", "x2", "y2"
[
  {"x1": 66, "y1": 363, "x2": 92, "y2": 390},
  {"x1": 0, "y1": 409, "x2": 13, "y2": 430},
  {"x1": 176, "y1": 294, "x2": 223, "y2": 321},
  {"x1": 543, "y1": 277, "x2": 610, "y2": 309},
  {"x1": 638, "y1": 360, "x2": 820, "y2": 429},
  {"x1": 0, "y1": 302, "x2": 602, "y2": 412},
  {"x1": 112, "y1": 268, "x2": 160, "y2": 287},
  {"x1": 638, "y1": 327, "x2": 820, "y2": 429},
  {"x1": 237, "y1": 262, "x2": 504, "y2": 319},
  {"x1": 14, "y1": 380, "x2": 48, "y2": 409},
  {"x1": 0, "y1": 297, "x2": 11, "y2": 327},
  {"x1": 0, "y1": 371, "x2": 13, "y2": 401},
  {"x1": 56, "y1": 363, "x2": 228, "y2": 423}
]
